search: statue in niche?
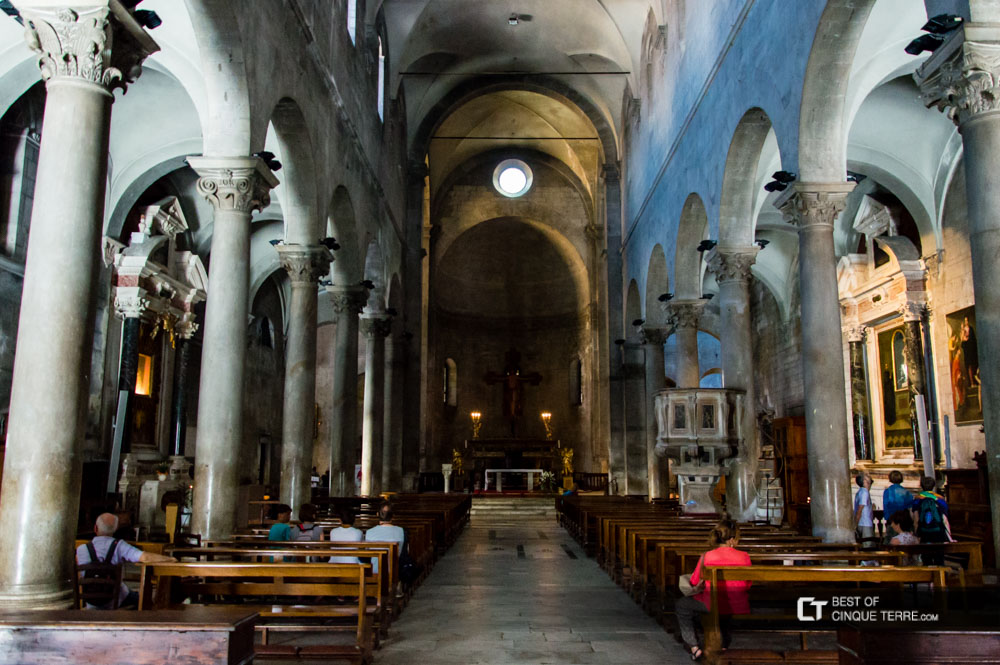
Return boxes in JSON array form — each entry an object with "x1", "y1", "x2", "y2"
[{"x1": 485, "y1": 348, "x2": 542, "y2": 437}]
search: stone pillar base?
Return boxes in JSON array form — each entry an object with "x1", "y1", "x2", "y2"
[
  {"x1": 676, "y1": 466, "x2": 723, "y2": 515},
  {"x1": 0, "y1": 586, "x2": 74, "y2": 611}
]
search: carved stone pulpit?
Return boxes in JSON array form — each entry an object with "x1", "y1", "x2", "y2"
[{"x1": 654, "y1": 388, "x2": 744, "y2": 514}]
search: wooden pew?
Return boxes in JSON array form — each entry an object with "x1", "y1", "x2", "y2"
[
  {"x1": 701, "y1": 565, "x2": 948, "y2": 665},
  {"x1": 139, "y1": 561, "x2": 374, "y2": 664}
]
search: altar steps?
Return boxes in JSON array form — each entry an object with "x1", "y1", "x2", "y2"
[{"x1": 470, "y1": 497, "x2": 558, "y2": 523}]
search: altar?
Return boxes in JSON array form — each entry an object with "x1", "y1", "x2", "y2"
[
  {"x1": 484, "y1": 468, "x2": 544, "y2": 492},
  {"x1": 465, "y1": 438, "x2": 559, "y2": 490}
]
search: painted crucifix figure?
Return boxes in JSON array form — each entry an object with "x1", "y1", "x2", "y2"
[{"x1": 485, "y1": 348, "x2": 542, "y2": 437}]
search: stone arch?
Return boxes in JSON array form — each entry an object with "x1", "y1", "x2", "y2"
[
  {"x1": 644, "y1": 244, "x2": 669, "y2": 326},
  {"x1": 267, "y1": 98, "x2": 319, "y2": 245},
  {"x1": 797, "y1": 0, "x2": 877, "y2": 182},
  {"x1": 327, "y1": 185, "x2": 363, "y2": 284},
  {"x1": 674, "y1": 193, "x2": 709, "y2": 300},
  {"x1": 625, "y1": 280, "x2": 642, "y2": 343},
  {"x1": 183, "y1": 0, "x2": 253, "y2": 155},
  {"x1": 719, "y1": 108, "x2": 774, "y2": 247}
]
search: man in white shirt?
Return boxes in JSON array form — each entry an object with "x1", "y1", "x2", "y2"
[
  {"x1": 329, "y1": 508, "x2": 363, "y2": 564},
  {"x1": 75, "y1": 513, "x2": 175, "y2": 608},
  {"x1": 364, "y1": 503, "x2": 405, "y2": 575},
  {"x1": 853, "y1": 473, "x2": 875, "y2": 548}
]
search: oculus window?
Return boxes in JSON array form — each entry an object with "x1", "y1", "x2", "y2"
[{"x1": 493, "y1": 159, "x2": 532, "y2": 197}]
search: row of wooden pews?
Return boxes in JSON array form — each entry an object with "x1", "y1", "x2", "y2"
[{"x1": 557, "y1": 495, "x2": 989, "y2": 665}]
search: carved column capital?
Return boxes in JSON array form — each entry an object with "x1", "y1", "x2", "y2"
[
  {"x1": 174, "y1": 311, "x2": 199, "y2": 339},
  {"x1": 776, "y1": 183, "x2": 855, "y2": 230},
  {"x1": 846, "y1": 325, "x2": 868, "y2": 343},
  {"x1": 706, "y1": 247, "x2": 758, "y2": 284},
  {"x1": 114, "y1": 287, "x2": 150, "y2": 319},
  {"x1": 360, "y1": 315, "x2": 392, "y2": 339},
  {"x1": 187, "y1": 156, "x2": 279, "y2": 214},
  {"x1": 277, "y1": 244, "x2": 333, "y2": 285},
  {"x1": 915, "y1": 28, "x2": 1000, "y2": 127},
  {"x1": 900, "y1": 301, "x2": 928, "y2": 323},
  {"x1": 327, "y1": 285, "x2": 369, "y2": 316},
  {"x1": 665, "y1": 299, "x2": 705, "y2": 330},
  {"x1": 639, "y1": 326, "x2": 668, "y2": 346},
  {"x1": 19, "y1": 2, "x2": 158, "y2": 93}
]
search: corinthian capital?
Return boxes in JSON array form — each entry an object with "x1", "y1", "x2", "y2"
[
  {"x1": 19, "y1": 2, "x2": 158, "y2": 92},
  {"x1": 327, "y1": 285, "x2": 369, "y2": 316},
  {"x1": 915, "y1": 27, "x2": 1000, "y2": 127},
  {"x1": 187, "y1": 156, "x2": 279, "y2": 214},
  {"x1": 706, "y1": 247, "x2": 758, "y2": 284},
  {"x1": 665, "y1": 300, "x2": 704, "y2": 330},
  {"x1": 114, "y1": 287, "x2": 150, "y2": 319},
  {"x1": 360, "y1": 315, "x2": 392, "y2": 339},
  {"x1": 277, "y1": 244, "x2": 333, "y2": 285},
  {"x1": 776, "y1": 182, "x2": 855, "y2": 230},
  {"x1": 640, "y1": 326, "x2": 668, "y2": 346}
]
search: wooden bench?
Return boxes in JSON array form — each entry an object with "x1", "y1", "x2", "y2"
[
  {"x1": 838, "y1": 626, "x2": 1000, "y2": 663},
  {"x1": 701, "y1": 565, "x2": 949, "y2": 665},
  {"x1": 0, "y1": 607, "x2": 257, "y2": 665},
  {"x1": 139, "y1": 561, "x2": 374, "y2": 664}
]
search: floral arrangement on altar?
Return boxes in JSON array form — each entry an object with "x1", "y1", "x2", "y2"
[{"x1": 538, "y1": 470, "x2": 559, "y2": 493}]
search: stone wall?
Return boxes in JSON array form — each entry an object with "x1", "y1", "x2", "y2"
[{"x1": 752, "y1": 279, "x2": 804, "y2": 419}]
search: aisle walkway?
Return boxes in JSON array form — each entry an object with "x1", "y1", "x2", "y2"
[{"x1": 375, "y1": 506, "x2": 690, "y2": 664}]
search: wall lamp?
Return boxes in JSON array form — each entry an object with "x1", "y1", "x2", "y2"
[
  {"x1": 632, "y1": 318, "x2": 644, "y2": 327},
  {"x1": 658, "y1": 293, "x2": 674, "y2": 302},
  {"x1": 756, "y1": 239, "x2": 770, "y2": 249},
  {"x1": 614, "y1": 339, "x2": 625, "y2": 345},
  {"x1": 360, "y1": 279, "x2": 375, "y2": 290},
  {"x1": 697, "y1": 240, "x2": 717, "y2": 252},
  {"x1": 905, "y1": 34, "x2": 944, "y2": 55},
  {"x1": 320, "y1": 237, "x2": 340, "y2": 251},
  {"x1": 764, "y1": 170, "x2": 797, "y2": 192},
  {"x1": 904, "y1": 15, "x2": 961, "y2": 55},
  {"x1": 701, "y1": 294, "x2": 715, "y2": 301},
  {"x1": 253, "y1": 151, "x2": 282, "y2": 172},
  {"x1": 268, "y1": 239, "x2": 282, "y2": 247}
]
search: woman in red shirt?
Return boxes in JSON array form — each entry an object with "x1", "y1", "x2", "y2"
[{"x1": 676, "y1": 519, "x2": 751, "y2": 660}]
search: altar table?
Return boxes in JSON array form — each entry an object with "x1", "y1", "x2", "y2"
[{"x1": 484, "y1": 468, "x2": 544, "y2": 492}]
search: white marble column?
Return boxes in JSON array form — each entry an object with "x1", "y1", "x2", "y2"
[
  {"x1": 188, "y1": 156, "x2": 277, "y2": 540},
  {"x1": 326, "y1": 285, "x2": 367, "y2": 496},
  {"x1": 383, "y1": 332, "x2": 405, "y2": 492},
  {"x1": 641, "y1": 327, "x2": 669, "y2": 499},
  {"x1": 277, "y1": 245, "x2": 332, "y2": 518},
  {"x1": 604, "y1": 165, "x2": 627, "y2": 494},
  {"x1": 916, "y1": 25, "x2": 1000, "y2": 561},
  {"x1": 778, "y1": 184, "x2": 855, "y2": 543},
  {"x1": 707, "y1": 247, "x2": 759, "y2": 520},
  {"x1": 0, "y1": 3, "x2": 156, "y2": 610},
  {"x1": 666, "y1": 300, "x2": 704, "y2": 389},
  {"x1": 360, "y1": 315, "x2": 391, "y2": 496}
]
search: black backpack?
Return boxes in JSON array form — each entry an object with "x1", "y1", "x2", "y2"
[
  {"x1": 916, "y1": 497, "x2": 946, "y2": 540},
  {"x1": 80, "y1": 540, "x2": 121, "y2": 608}
]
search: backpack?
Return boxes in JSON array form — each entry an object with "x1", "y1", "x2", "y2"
[
  {"x1": 81, "y1": 540, "x2": 121, "y2": 607},
  {"x1": 916, "y1": 496, "x2": 946, "y2": 540}
]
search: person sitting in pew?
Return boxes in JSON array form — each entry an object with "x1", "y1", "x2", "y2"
[
  {"x1": 675, "y1": 519, "x2": 751, "y2": 661},
  {"x1": 292, "y1": 503, "x2": 322, "y2": 541},
  {"x1": 329, "y1": 508, "x2": 363, "y2": 564},
  {"x1": 888, "y1": 509, "x2": 920, "y2": 566},
  {"x1": 76, "y1": 513, "x2": 175, "y2": 609},
  {"x1": 267, "y1": 504, "x2": 293, "y2": 541},
  {"x1": 365, "y1": 503, "x2": 405, "y2": 575}
]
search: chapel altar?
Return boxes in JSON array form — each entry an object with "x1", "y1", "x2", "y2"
[{"x1": 465, "y1": 438, "x2": 560, "y2": 490}]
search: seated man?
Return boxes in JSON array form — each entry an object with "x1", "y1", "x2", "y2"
[
  {"x1": 365, "y1": 503, "x2": 405, "y2": 575},
  {"x1": 75, "y1": 513, "x2": 175, "y2": 609}
]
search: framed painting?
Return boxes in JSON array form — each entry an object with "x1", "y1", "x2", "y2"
[{"x1": 947, "y1": 306, "x2": 982, "y2": 425}]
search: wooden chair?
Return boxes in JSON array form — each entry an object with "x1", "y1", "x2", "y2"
[{"x1": 74, "y1": 556, "x2": 124, "y2": 609}]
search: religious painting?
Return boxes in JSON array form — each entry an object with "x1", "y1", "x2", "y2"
[
  {"x1": 947, "y1": 306, "x2": 982, "y2": 424},
  {"x1": 877, "y1": 326, "x2": 913, "y2": 450},
  {"x1": 673, "y1": 404, "x2": 686, "y2": 430},
  {"x1": 701, "y1": 404, "x2": 715, "y2": 430}
]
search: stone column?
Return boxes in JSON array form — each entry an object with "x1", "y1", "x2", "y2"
[
  {"x1": 402, "y1": 161, "x2": 426, "y2": 491},
  {"x1": 641, "y1": 327, "x2": 669, "y2": 499},
  {"x1": 0, "y1": 3, "x2": 155, "y2": 610},
  {"x1": 667, "y1": 300, "x2": 704, "y2": 389},
  {"x1": 187, "y1": 156, "x2": 277, "y2": 540},
  {"x1": 383, "y1": 332, "x2": 405, "y2": 492},
  {"x1": 916, "y1": 27, "x2": 1000, "y2": 561},
  {"x1": 106, "y1": 292, "x2": 147, "y2": 493},
  {"x1": 360, "y1": 315, "x2": 391, "y2": 496},
  {"x1": 846, "y1": 326, "x2": 873, "y2": 462},
  {"x1": 707, "y1": 247, "x2": 759, "y2": 520},
  {"x1": 622, "y1": 342, "x2": 648, "y2": 496},
  {"x1": 778, "y1": 183, "x2": 855, "y2": 543},
  {"x1": 604, "y1": 165, "x2": 627, "y2": 494},
  {"x1": 277, "y1": 245, "x2": 332, "y2": 518},
  {"x1": 900, "y1": 303, "x2": 929, "y2": 461},
  {"x1": 326, "y1": 285, "x2": 367, "y2": 496}
]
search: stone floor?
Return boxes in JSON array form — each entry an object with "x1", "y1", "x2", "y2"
[{"x1": 373, "y1": 509, "x2": 692, "y2": 664}]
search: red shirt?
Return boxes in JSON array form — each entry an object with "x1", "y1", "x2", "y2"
[{"x1": 690, "y1": 546, "x2": 752, "y2": 614}]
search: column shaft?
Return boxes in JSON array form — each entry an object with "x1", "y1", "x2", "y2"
[
  {"x1": 328, "y1": 287, "x2": 365, "y2": 496},
  {"x1": 848, "y1": 334, "x2": 873, "y2": 461},
  {"x1": 604, "y1": 166, "x2": 626, "y2": 493},
  {"x1": 383, "y1": 335, "x2": 405, "y2": 491},
  {"x1": 171, "y1": 338, "x2": 192, "y2": 456},
  {"x1": 360, "y1": 317, "x2": 390, "y2": 496},
  {"x1": 622, "y1": 343, "x2": 647, "y2": 496},
  {"x1": 642, "y1": 329, "x2": 668, "y2": 499},
  {"x1": 667, "y1": 300, "x2": 704, "y2": 389}
]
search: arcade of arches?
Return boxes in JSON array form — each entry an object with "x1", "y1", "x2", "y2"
[{"x1": 0, "y1": 0, "x2": 997, "y2": 637}]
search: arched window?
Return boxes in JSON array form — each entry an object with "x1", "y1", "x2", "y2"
[
  {"x1": 346, "y1": 0, "x2": 357, "y2": 44},
  {"x1": 443, "y1": 358, "x2": 458, "y2": 407},
  {"x1": 377, "y1": 35, "x2": 386, "y2": 121}
]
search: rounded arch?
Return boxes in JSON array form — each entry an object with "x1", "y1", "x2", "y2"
[
  {"x1": 644, "y1": 244, "x2": 669, "y2": 326},
  {"x1": 719, "y1": 108, "x2": 774, "y2": 247},
  {"x1": 267, "y1": 98, "x2": 319, "y2": 245},
  {"x1": 798, "y1": 0, "x2": 877, "y2": 182},
  {"x1": 674, "y1": 194, "x2": 709, "y2": 300},
  {"x1": 410, "y1": 75, "x2": 619, "y2": 166},
  {"x1": 625, "y1": 279, "x2": 642, "y2": 342},
  {"x1": 327, "y1": 185, "x2": 363, "y2": 283}
]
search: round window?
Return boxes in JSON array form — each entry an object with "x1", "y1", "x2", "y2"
[{"x1": 492, "y1": 159, "x2": 533, "y2": 197}]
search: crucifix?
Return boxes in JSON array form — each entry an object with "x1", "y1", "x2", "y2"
[{"x1": 485, "y1": 348, "x2": 542, "y2": 437}]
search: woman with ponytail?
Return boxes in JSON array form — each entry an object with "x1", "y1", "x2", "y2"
[{"x1": 675, "y1": 518, "x2": 752, "y2": 660}]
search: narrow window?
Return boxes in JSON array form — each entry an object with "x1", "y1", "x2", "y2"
[
  {"x1": 347, "y1": 0, "x2": 357, "y2": 44},
  {"x1": 377, "y1": 35, "x2": 385, "y2": 121}
]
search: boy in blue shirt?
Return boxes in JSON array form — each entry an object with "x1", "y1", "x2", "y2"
[{"x1": 268, "y1": 504, "x2": 293, "y2": 541}]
